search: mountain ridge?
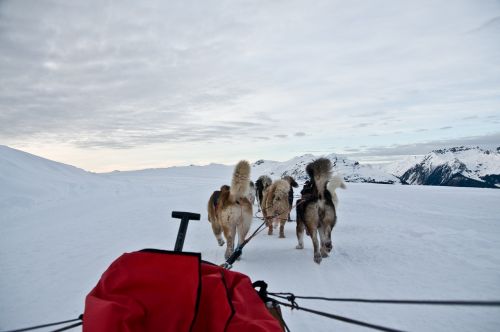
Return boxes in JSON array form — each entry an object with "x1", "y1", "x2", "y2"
[{"x1": 1, "y1": 145, "x2": 498, "y2": 190}]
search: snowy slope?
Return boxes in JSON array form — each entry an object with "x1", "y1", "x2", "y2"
[
  {"x1": 386, "y1": 146, "x2": 500, "y2": 188},
  {"x1": 0, "y1": 145, "x2": 105, "y2": 214},
  {"x1": 252, "y1": 153, "x2": 401, "y2": 184},
  {"x1": 1, "y1": 147, "x2": 500, "y2": 332}
]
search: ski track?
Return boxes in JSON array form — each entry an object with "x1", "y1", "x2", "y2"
[{"x1": 1, "y1": 174, "x2": 500, "y2": 331}]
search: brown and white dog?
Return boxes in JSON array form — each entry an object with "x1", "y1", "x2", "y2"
[
  {"x1": 208, "y1": 160, "x2": 253, "y2": 260},
  {"x1": 262, "y1": 175, "x2": 297, "y2": 238},
  {"x1": 295, "y1": 158, "x2": 346, "y2": 264}
]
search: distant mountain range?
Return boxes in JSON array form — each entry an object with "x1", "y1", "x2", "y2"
[
  {"x1": 251, "y1": 154, "x2": 401, "y2": 184},
  {"x1": 386, "y1": 146, "x2": 500, "y2": 188},
  {"x1": 1, "y1": 145, "x2": 499, "y2": 192},
  {"x1": 252, "y1": 146, "x2": 499, "y2": 188}
]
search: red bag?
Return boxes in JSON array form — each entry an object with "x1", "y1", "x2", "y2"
[{"x1": 84, "y1": 249, "x2": 282, "y2": 332}]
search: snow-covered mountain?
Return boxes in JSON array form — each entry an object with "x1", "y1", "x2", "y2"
[
  {"x1": 0, "y1": 145, "x2": 106, "y2": 212},
  {"x1": 387, "y1": 146, "x2": 500, "y2": 188},
  {"x1": 251, "y1": 153, "x2": 401, "y2": 184}
]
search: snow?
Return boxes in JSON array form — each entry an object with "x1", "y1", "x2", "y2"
[
  {"x1": 1, "y1": 146, "x2": 500, "y2": 331},
  {"x1": 252, "y1": 153, "x2": 401, "y2": 184},
  {"x1": 387, "y1": 146, "x2": 500, "y2": 180}
]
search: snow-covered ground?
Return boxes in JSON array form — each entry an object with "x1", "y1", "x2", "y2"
[{"x1": 1, "y1": 147, "x2": 500, "y2": 331}]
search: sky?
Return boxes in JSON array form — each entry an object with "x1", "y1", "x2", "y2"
[{"x1": 0, "y1": 0, "x2": 499, "y2": 172}]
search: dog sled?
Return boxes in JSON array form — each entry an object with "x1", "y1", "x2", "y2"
[
  {"x1": 83, "y1": 211, "x2": 286, "y2": 332},
  {"x1": 84, "y1": 249, "x2": 284, "y2": 332}
]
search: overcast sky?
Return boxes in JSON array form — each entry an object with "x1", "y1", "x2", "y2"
[{"x1": 1, "y1": 0, "x2": 499, "y2": 172}]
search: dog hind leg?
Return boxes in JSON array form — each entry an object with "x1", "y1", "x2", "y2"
[
  {"x1": 237, "y1": 210, "x2": 252, "y2": 247},
  {"x1": 210, "y1": 219, "x2": 225, "y2": 246},
  {"x1": 222, "y1": 221, "x2": 236, "y2": 260},
  {"x1": 279, "y1": 211, "x2": 287, "y2": 238},
  {"x1": 267, "y1": 216, "x2": 274, "y2": 235},
  {"x1": 310, "y1": 227, "x2": 322, "y2": 264},
  {"x1": 296, "y1": 219, "x2": 305, "y2": 249},
  {"x1": 319, "y1": 226, "x2": 329, "y2": 258}
]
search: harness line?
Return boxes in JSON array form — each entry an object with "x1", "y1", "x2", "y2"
[{"x1": 0, "y1": 315, "x2": 82, "y2": 332}]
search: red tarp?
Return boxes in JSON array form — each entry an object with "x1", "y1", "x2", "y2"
[{"x1": 84, "y1": 249, "x2": 282, "y2": 332}]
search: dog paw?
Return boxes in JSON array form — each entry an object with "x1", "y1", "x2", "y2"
[
  {"x1": 314, "y1": 254, "x2": 322, "y2": 264},
  {"x1": 218, "y1": 239, "x2": 225, "y2": 246},
  {"x1": 268, "y1": 230, "x2": 273, "y2": 235},
  {"x1": 295, "y1": 244, "x2": 304, "y2": 249},
  {"x1": 321, "y1": 250, "x2": 329, "y2": 258},
  {"x1": 279, "y1": 234, "x2": 285, "y2": 238}
]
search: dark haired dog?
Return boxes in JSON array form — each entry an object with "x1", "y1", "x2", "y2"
[
  {"x1": 295, "y1": 158, "x2": 345, "y2": 264},
  {"x1": 255, "y1": 175, "x2": 272, "y2": 211},
  {"x1": 282, "y1": 175, "x2": 298, "y2": 221},
  {"x1": 247, "y1": 181, "x2": 256, "y2": 205}
]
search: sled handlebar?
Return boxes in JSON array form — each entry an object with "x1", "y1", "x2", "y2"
[
  {"x1": 172, "y1": 211, "x2": 201, "y2": 220},
  {"x1": 171, "y1": 211, "x2": 201, "y2": 252}
]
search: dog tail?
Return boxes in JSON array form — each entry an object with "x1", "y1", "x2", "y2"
[
  {"x1": 327, "y1": 175, "x2": 346, "y2": 192},
  {"x1": 306, "y1": 158, "x2": 332, "y2": 196},
  {"x1": 327, "y1": 175, "x2": 345, "y2": 209},
  {"x1": 230, "y1": 160, "x2": 251, "y2": 202}
]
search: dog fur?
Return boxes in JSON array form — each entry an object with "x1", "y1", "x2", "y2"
[
  {"x1": 295, "y1": 158, "x2": 346, "y2": 264},
  {"x1": 282, "y1": 175, "x2": 298, "y2": 221},
  {"x1": 212, "y1": 160, "x2": 253, "y2": 260},
  {"x1": 247, "y1": 181, "x2": 256, "y2": 205},
  {"x1": 262, "y1": 179, "x2": 291, "y2": 238},
  {"x1": 255, "y1": 175, "x2": 272, "y2": 211},
  {"x1": 207, "y1": 185, "x2": 230, "y2": 246}
]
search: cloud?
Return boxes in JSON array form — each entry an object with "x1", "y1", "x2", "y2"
[
  {"x1": 0, "y1": 0, "x2": 499, "y2": 172},
  {"x1": 344, "y1": 132, "x2": 500, "y2": 158}
]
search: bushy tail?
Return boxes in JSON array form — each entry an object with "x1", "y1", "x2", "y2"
[
  {"x1": 326, "y1": 175, "x2": 346, "y2": 209},
  {"x1": 327, "y1": 175, "x2": 346, "y2": 192},
  {"x1": 230, "y1": 160, "x2": 251, "y2": 201},
  {"x1": 306, "y1": 158, "x2": 332, "y2": 196}
]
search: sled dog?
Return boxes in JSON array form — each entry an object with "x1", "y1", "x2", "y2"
[
  {"x1": 255, "y1": 175, "x2": 272, "y2": 211},
  {"x1": 282, "y1": 175, "x2": 299, "y2": 221},
  {"x1": 207, "y1": 185, "x2": 230, "y2": 246},
  {"x1": 262, "y1": 179, "x2": 291, "y2": 238},
  {"x1": 247, "y1": 181, "x2": 256, "y2": 205},
  {"x1": 295, "y1": 158, "x2": 346, "y2": 264},
  {"x1": 210, "y1": 161, "x2": 253, "y2": 260}
]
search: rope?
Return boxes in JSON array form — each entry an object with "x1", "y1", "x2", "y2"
[
  {"x1": 0, "y1": 315, "x2": 82, "y2": 332},
  {"x1": 269, "y1": 297, "x2": 405, "y2": 332},
  {"x1": 221, "y1": 219, "x2": 267, "y2": 269},
  {"x1": 267, "y1": 293, "x2": 500, "y2": 306},
  {"x1": 51, "y1": 322, "x2": 83, "y2": 332}
]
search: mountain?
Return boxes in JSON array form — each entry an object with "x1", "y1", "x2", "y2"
[
  {"x1": 0, "y1": 145, "x2": 101, "y2": 209},
  {"x1": 251, "y1": 153, "x2": 401, "y2": 184},
  {"x1": 387, "y1": 146, "x2": 500, "y2": 188}
]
